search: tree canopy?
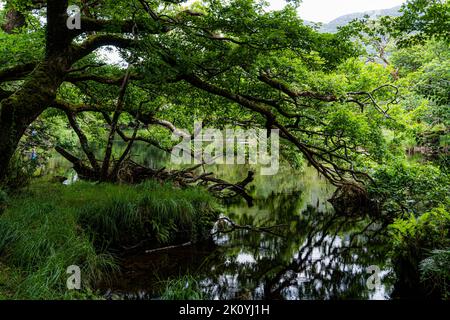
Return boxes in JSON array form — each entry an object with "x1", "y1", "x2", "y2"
[{"x1": 0, "y1": 0, "x2": 448, "y2": 191}]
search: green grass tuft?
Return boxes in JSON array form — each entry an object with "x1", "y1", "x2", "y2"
[{"x1": 160, "y1": 275, "x2": 206, "y2": 300}]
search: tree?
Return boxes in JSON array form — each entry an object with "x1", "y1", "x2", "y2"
[
  {"x1": 388, "y1": 0, "x2": 450, "y2": 47},
  {"x1": 0, "y1": 0, "x2": 167, "y2": 181},
  {"x1": 0, "y1": 0, "x2": 396, "y2": 193}
]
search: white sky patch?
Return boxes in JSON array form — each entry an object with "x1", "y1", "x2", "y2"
[
  {"x1": 236, "y1": 252, "x2": 257, "y2": 265},
  {"x1": 268, "y1": 0, "x2": 407, "y2": 23},
  {"x1": 96, "y1": 47, "x2": 128, "y2": 67}
]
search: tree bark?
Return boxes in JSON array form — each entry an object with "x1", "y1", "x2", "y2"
[
  {"x1": 0, "y1": 61, "x2": 67, "y2": 182},
  {"x1": 0, "y1": 1, "x2": 72, "y2": 182},
  {"x1": 1, "y1": 9, "x2": 26, "y2": 33}
]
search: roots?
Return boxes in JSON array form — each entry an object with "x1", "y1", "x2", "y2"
[
  {"x1": 55, "y1": 146, "x2": 255, "y2": 205},
  {"x1": 329, "y1": 183, "x2": 380, "y2": 216}
]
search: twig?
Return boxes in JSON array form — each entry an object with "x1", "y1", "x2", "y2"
[
  {"x1": 145, "y1": 242, "x2": 192, "y2": 254},
  {"x1": 212, "y1": 217, "x2": 288, "y2": 238}
]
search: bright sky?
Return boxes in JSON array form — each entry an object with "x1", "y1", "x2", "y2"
[{"x1": 268, "y1": 0, "x2": 408, "y2": 23}]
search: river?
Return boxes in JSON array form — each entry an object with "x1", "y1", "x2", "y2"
[{"x1": 45, "y1": 143, "x2": 393, "y2": 300}]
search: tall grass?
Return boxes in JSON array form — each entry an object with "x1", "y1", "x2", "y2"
[
  {"x1": 0, "y1": 179, "x2": 219, "y2": 299},
  {"x1": 160, "y1": 275, "x2": 206, "y2": 300},
  {"x1": 0, "y1": 196, "x2": 117, "y2": 299},
  {"x1": 78, "y1": 180, "x2": 219, "y2": 248}
]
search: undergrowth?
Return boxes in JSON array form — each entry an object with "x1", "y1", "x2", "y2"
[{"x1": 0, "y1": 180, "x2": 219, "y2": 299}]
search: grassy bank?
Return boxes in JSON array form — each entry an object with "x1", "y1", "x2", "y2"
[{"x1": 0, "y1": 180, "x2": 219, "y2": 300}]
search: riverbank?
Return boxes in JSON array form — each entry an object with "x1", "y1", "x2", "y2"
[{"x1": 0, "y1": 180, "x2": 219, "y2": 299}]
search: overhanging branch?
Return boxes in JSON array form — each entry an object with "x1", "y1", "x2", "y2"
[
  {"x1": 65, "y1": 72, "x2": 143, "y2": 86},
  {"x1": 70, "y1": 35, "x2": 137, "y2": 62},
  {"x1": 0, "y1": 62, "x2": 38, "y2": 83}
]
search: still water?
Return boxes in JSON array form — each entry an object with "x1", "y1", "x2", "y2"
[{"x1": 47, "y1": 143, "x2": 393, "y2": 300}]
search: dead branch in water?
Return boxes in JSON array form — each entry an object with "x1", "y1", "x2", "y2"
[
  {"x1": 212, "y1": 216, "x2": 288, "y2": 238},
  {"x1": 145, "y1": 242, "x2": 192, "y2": 254},
  {"x1": 142, "y1": 216, "x2": 288, "y2": 254}
]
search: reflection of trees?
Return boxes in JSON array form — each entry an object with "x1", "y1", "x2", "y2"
[
  {"x1": 230, "y1": 190, "x2": 304, "y2": 227},
  {"x1": 266, "y1": 211, "x2": 389, "y2": 300},
  {"x1": 200, "y1": 203, "x2": 390, "y2": 300},
  {"x1": 106, "y1": 162, "x2": 391, "y2": 300}
]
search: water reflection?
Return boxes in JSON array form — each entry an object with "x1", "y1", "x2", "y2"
[
  {"x1": 44, "y1": 142, "x2": 392, "y2": 300},
  {"x1": 107, "y1": 164, "x2": 392, "y2": 300}
]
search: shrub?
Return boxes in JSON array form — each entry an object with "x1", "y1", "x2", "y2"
[
  {"x1": 369, "y1": 161, "x2": 450, "y2": 216},
  {"x1": 389, "y1": 206, "x2": 450, "y2": 299},
  {"x1": 420, "y1": 249, "x2": 450, "y2": 299}
]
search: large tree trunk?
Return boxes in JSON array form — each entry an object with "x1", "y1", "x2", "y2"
[
  {"x1": 0, "y1": 100, "x2": 31, "y2": 182},
  {"x1": 0, "y1": 1, "x2": 72, "y2": 183},
  {"x1": 0, "y1": 122, "x2": 19, "y2": 182},
  {"x1": 0, "y1": 61, "x2": 67, "y2": 182}
]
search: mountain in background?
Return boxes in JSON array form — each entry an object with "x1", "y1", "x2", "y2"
[{"x1": 304, "y1": 6, "x2": 403, "y2": 33}]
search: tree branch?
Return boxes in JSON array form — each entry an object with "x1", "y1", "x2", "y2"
[
  {"x1": 55, "y1": 146, "x2": 98, "y2": 179},
  {"x1": 70, "y1": 35, "x2": 137, "y2": 63},
  {"x1": 70, "y1": 17, "x2": 166, "y2": 38},
  {"x1": 258, "y1": 71, "x2": 338, "y2": 102},
  {"x1": 64, "y1": 111, "x2": 101, "y2": 172},
  {"x1": 0, "y1": 62, "x2": 38, "y2": 83},
  {"x1": 101, "y1": 68, "x2": 132, "y2": 179},
  {"x1": 111, "y1": 107, "x2": 142, "y2": 178},
  {"x1": 65, "y1": 72, "x2": 143, "y2": 86},
  {"x1": 52, "y1": 100, "x2": 106, "y2": 113}
]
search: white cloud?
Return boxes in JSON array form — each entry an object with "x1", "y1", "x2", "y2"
[{"x1": 268, "y1": 0, "x2": 407, "y2": 23}]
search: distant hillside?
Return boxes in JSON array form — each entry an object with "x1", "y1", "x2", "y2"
[{"x1": 316, "y1": 6, "x2": 402, "y2": 33}]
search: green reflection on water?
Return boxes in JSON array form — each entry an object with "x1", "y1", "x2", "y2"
[{"x1": 45, "y1": 142, "x2": 393, "y2": 300}]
